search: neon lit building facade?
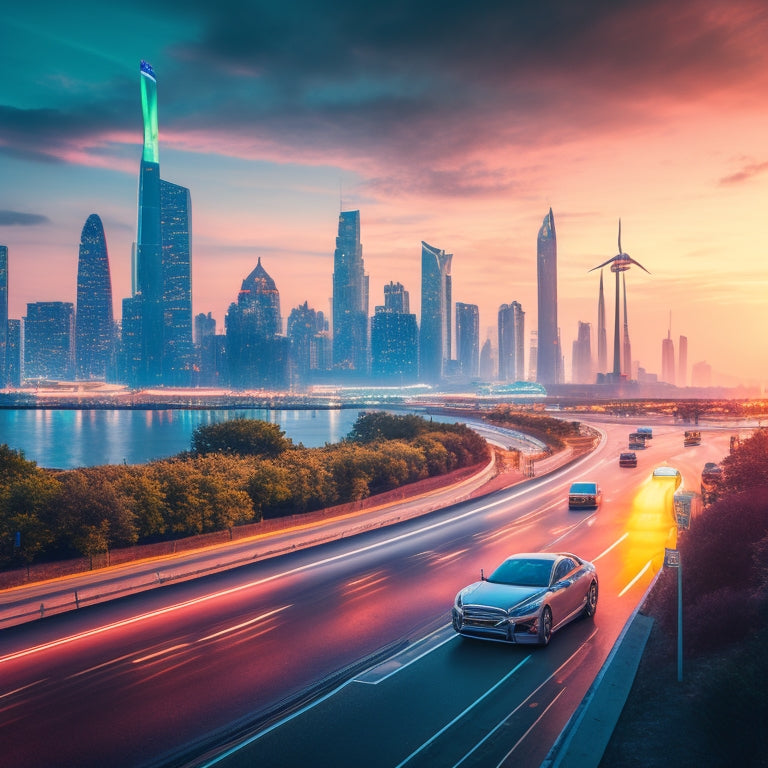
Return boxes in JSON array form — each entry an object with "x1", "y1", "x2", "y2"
[{"x1": 135, "y1": 60, "x2": 164, "y2": 386}]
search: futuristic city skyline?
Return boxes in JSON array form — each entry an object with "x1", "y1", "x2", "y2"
[{"x1": 2, "y1": 1, "x2": 768, "y2": 386}]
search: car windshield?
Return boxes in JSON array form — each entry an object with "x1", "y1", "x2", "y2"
[{"x1": 488, "y1": 558, "x2": 553, "y2": 587}]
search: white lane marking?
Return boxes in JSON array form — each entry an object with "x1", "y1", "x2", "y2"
[
  {"x1": 394, "y1": 656, "x2": 532, "y2": 768},
  {"x1": 355, "y1": 627, "x2": 458, "y2": 685},
  {"x1": 198, "y1": 605, "x2": 291, "y2": 642},
  {"x1": 546, "y1": 511, "x2": 597, "y2": 548},
  {"x1": 132, "y1": 643, "x2": 189, "y2": 664},
  {"x1": 493, "y1": 689, "x2": 567, "y2": 768},
  {"x1": 592, "y1": 532, "x2": 629, "y2": 562},
  {"x1": 619, "y1": 560, "x2": 653, "y2": 597},
  {"x1": 452, "y1": 628, "x2": 597, "y2": 767},
  {"x1": 1, "y1": 456, "x2": 597, "y2": 666}
]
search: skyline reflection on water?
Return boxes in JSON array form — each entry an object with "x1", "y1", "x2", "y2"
[{"x1": 0, "y1": 408, "x2": 368, "y2": 468}]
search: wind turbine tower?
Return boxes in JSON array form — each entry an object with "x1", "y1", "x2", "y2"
[{"x1": 589, "y1": 220, "x2": 650, "y2": 380}]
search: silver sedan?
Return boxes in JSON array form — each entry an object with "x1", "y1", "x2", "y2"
[{"x1": 451, "y1": 552, "x2": 598, "y2": 646}]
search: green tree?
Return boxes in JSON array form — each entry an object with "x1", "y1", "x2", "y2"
[
  {"x1": 246, "y1": 460, "x2": 293, "y2": 519},
  {"x1": 190, "y1": 418, "x2": 292, "y2": 457},
  {"x1": 0, "y1": 469, "x2": 61, "y2": 567},
  {"x1": 115, "y1": 467, "x2": 168, "y2": 540},
  {"x1": 347, "y1": 412, "x2": 426, "y2": 443},
  {"x1": 0, "y1": 444, "x2": 38, "y2": 485},
  {"x1": 52, "y1": 469, "x2": 138, "y2": 557}
]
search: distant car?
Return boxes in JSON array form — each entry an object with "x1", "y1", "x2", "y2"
[
  {"x1": 684, "y1": 430, "x2": 702, "y2": 447},
  {"x1": 619, "y1": 451, "x2": 638, "y2": 468},
  {"x1": 637, "y1": 426, "x2": 653, "y2": 440},
  {"x1": 451, "y1": 552, "x2": 598, "y2": 646},
  {"x1": 568, "y1": 481, "x2": 602, "y2": 509},
  {"x1": 652, "y1": 466, "x2": 682, "y2": 489},
  {"x1": 628, "y1": 433, "x2": 647, "y2": 450}
]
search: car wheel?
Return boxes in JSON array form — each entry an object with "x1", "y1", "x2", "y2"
[
  {"x1": 582, "y1": 581, "x2": 598, "y2": 618},
  {"x1": 538, "y1": 606, "x2": 553, "y2": 646}
]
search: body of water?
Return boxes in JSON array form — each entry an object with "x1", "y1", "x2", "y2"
[{"x1": 0, "y1": 408, "x2": 372, "y2": 468}]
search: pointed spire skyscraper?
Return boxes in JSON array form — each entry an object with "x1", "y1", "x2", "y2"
[
  {"x1": 536, "y1": 209, "x2": 560, "y2": 386},
  {"x1": 597, "y1": 270, "x2": 607, "y2": 375},
  {"x1": 622, "y1": 273, "x2": 632, "y2": 377},
  {"x1": 332, "y1": 210, "x2": 369, "y2": 374},
  {"x1": 134, "y1": 60, "x2": 163, "y2": 385},
  {"x1": 75, "y1": 214, "x2": 115, "y2": 380}
]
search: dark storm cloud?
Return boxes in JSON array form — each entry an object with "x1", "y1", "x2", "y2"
[
  {"x1": 150, "y1": 0, "x2": 768, "y2": 167},
  {"x1": 0, "y1": 210, "x2": 50, "y2": 226},
  {"x1": 6, "y1": 0, "x2": 768, "y2": 180},
  {"x1": 0, "y1": 83, "x2": 136, "y2": 164}
]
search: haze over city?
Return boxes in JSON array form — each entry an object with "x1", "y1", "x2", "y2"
[{"x1": 2, "y1": 0, "x2": 768, "y2": 387}]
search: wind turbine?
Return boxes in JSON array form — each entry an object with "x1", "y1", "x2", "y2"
[{"x1": 589, "y1": 220, "x2": 650, "y2": 379}]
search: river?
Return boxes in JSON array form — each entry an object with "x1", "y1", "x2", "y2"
[{"x1": 0, "y1": 408, "x2": 377, "y2": 468}]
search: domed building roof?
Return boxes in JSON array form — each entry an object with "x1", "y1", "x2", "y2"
[{"x1": 240, "y1": 257, "x2": 277, "y2": 295}]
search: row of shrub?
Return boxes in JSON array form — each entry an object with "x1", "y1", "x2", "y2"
[
  {"x1": 484, "y1": 405, "x2": 582, "y2": 449},
  {"x1": 0, "y1": 412, "x2": 489, "y2": 570}
]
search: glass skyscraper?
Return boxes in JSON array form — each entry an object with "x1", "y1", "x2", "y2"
[
  {"x1": 597, "y1": 270, "x2": 607, "y2": 375},
  {"x1": 287, "y1": 301, "x2": 329, "y2": 387},
  {"x1": 24, "y1": 302, "x2": 75, "y2": 381},
  {"x1": 572, "y1": 320, "x2": 593, "y2": 384},
  {"x1": 498, "y1": 301, "x2": 525, "y2": 382},
  {"x1": 0, "y1": 245, "x2": 7, "y2": 386},
  {"x1": 371, "y1": 282, "x2": 418, "y2": 383},
  {"x1": 160, "y1": 179, "x2": 193, "y2": 385},
  {"x1": 75, "y1": 214, "x2": 115, "y2": 380},
  {"x1": 536, "y1": 209, "x2": 560, "y2": 386},
  {"x1": 455, "y1": 302, "x2": 479, "y2": 380},
  {"x1": 134, "y1": 60, "x2": 164, "y2": 386},
  {"x1": 419, "y1": 241, "x2": 452, "y2": 384},
  {"x1": 332, "y1": 210, "x2": 369, "y2": 374}
]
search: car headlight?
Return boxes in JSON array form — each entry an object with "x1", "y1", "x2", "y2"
[
  {"x1": 455, "y1": 591, "x2": 463, "y2": 609},
  {"x1": 508, "y1": 598, "x2": 543, "y2": 618}
]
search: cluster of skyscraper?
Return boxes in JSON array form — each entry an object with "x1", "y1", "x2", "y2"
[{"x1": 0, "y1": 62, "x2": 697, "y2": 393}]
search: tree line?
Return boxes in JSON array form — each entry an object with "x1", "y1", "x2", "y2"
[
  {"x1": 484, "y1": 405, "x2": 582, "y2": 449},
  {"x1": 0, "y1": 412, "x2": 489, "y2": 570},
  {"x1": 640, "y1": 427, "x2": 768, "y2": 763}
]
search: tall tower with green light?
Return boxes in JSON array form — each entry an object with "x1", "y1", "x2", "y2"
[{"x1": 134, "y1": 59, "x2": 164, "y2": 385}]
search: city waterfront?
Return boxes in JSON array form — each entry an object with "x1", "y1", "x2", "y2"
[{"x1": 0, "y1": 408, "x2": 372, "y2": 468}]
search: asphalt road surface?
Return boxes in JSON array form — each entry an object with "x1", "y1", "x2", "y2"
[{"x1": 0, "y1": 420, "x2": 733, "y2": 768}]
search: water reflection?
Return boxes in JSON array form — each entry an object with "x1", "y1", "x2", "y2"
[{"x1": 0, "y1": 408, "x2": 367, "y2": 469}]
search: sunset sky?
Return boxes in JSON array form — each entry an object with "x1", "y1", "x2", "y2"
[{"x1": 2, "y1": 0, "x2": 768, "y2": 387}]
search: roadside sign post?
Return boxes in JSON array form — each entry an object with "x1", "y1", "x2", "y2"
[
  {"x1": 664, "y1": 547, "x2": 683, "y2": 682},
  {"x1": 673, "y1": 492, "x2": 695, "y2": 530}
]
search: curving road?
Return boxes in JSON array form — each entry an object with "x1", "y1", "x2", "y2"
[{"x1": 0, "y1": 420, "x2": 734, "y2": 768}]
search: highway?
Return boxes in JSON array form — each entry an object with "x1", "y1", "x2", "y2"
[{"x1": 0, "y1": 420, "x2": 733, "y2": 768}]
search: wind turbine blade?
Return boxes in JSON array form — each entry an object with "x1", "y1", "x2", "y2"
[
  {"x1": 589, "y1": 256, "x2": 617, "y2": 272},
  {"x1": 626, "y1": 257, "x2": 651, "y2": 273}
]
